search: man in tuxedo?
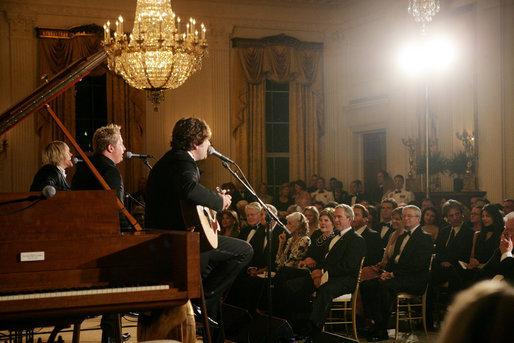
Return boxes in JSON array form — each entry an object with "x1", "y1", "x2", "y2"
[
  {"x1": 238, "y1": 201, "x2": 262, "y2": 240},
  {"x1": 306, "y1": 204, "x2": 366, "y2": 340},
  {"x1": 344, "y1": 179, "x2": 368, "y2": 206},
  {"x1": 360, "y1": 205, "x2": 433, "y2": 342},
  {"x1": 377, "y1": 198, "x2": 398, "y2": 246},
  {"x1": 352, "y1": 204, "x2": 384, "y2": 266},
  {"x1": 145, "y1": 117, "x2": 253, "y2": 343},
  {"x1": 311, "y1": 177, "x2": 334, "y2": 205},
  {"x1": 382, "y1": 174, "x2": 415, "y2": 205}
]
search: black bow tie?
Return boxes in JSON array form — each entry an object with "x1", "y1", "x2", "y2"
[
  {"x1": 404, "y1": 231, "x2": 412, "y2": 237},
  {"x1": 395, "y1": 190, "x2": 401, "y2": 194}
]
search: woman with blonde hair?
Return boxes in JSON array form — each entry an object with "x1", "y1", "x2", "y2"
[
  {"x1": 30, "y1": 140, "x2": 73, "y2": 191},
  {"x1": 303, "y1": 205, "x2": 320, "y2": 239},
  {"x1": 276, "y1": 212, "x2": 311, "y2": 269}
]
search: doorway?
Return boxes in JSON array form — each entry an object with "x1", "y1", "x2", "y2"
[{"x1": 362, "y1": 131, "x2": 386, "y2": 194}]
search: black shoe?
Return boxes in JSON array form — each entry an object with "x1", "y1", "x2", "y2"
[
  {"x1": 367, "y1": 329, "x2": 389, "y2": 342},
  {"x1": 122, "y1": 333, "x2": 131, "y2": 341},
  {"x1": 192, "y1": 304, "x2": 220, "y2": 329}
]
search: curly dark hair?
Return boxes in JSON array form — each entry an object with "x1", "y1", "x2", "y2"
[{"x1": 170, "y1": 117, "x2": 212, "y2": 150}]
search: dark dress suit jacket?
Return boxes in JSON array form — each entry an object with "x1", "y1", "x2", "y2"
[
  {"x1": 342, "y1": 193, "x2": 368, "y2": 205},
  {"x1": 500, "y1": 256, "x2": 514, "y2": 284},
  {"x1": 385, "y1": 226, "x2": 433, "y2": 293},
  {"x1": 71, "y1": 154, "x2": 129, "y2": 229},
  {"x1": 310, "y1": 229, "x2": 366, "y2": 329},
  {"x1": 319, "y1": 229, "x2": 366, "y2": 284},
  {"x1": 145, "y1": 149, "x2": 223, "y2": 230},
  {"x1": 30, "y1": 164, "x2": 70, "y2": 191},
  {"x1": 238, "y1": 224, "x2": 259, "y2": 242},
  {"x1": 480, "y1": 248, "x2": 503, "y2": 280},
  {"x1": 377, "y1": 222, "x2": 394, "y2": 247},
  {"x1": 360, "y1": 227, "x2": 384, "y2": 266},
  {"x1": 246, "y1": 223, "x2": 284, "y2": 271},
  {"x1": 434, "y1": 223, "x2": 474, "y2": 265}
]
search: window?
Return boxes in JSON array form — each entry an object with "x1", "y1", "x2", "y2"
[
  {"x1": 75, "y1": 74, "x2": 107, "y2": 152},
  {"x1": 265, "y1": 80, "x2": 289, "y2": 199}
]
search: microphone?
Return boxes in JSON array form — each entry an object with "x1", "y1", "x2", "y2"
[
  {"x1": 72, "y1": 157, "x2": 83, "y2": 164},
  {"x1": 126, "y1": 151, "x2": 155, "y2": 159},
  {"x1": 0, "y1": 185, "x2": 56, "y2": 206},
  {"x1": 41, "y1": 185, "x2": 56, "y2": 199},
  {"x1": 208, "y1": 146, "x2": 235, "y2": 164}
]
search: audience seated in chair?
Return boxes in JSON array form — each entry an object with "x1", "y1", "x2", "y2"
[
  {"x1": 376, "y1": 198, "x2": 398, "y2": 247},
  {"x1": 352, "y1": 204, "x2": 383, "y2": 267},
  {"x1": 303, "y1": 205, "x2": 366, "y2": 341},
  {"x1": 360, "y1": 205, "x2": 433, "y2": 342}
]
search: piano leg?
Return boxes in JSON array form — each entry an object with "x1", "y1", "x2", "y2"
[
  {"x1": 48, "y1": 325, "x2": 66, "y2": 343},
  {"x1": 114, "y1": 314, "x2": 122, "y2": 343},
  {"x1": 72, "y1": 321, "x2": 82, "y2": 343}
]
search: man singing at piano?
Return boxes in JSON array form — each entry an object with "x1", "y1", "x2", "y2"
[
  {"x1": 72, "y1": 123, "x2": 130, "y2": 230},
  {"x1": 71, "y1": 123, "x2": 130, "y2": 343},
  {"x1": 145, "y1": 117, "x2": 253, "y2": 343}
]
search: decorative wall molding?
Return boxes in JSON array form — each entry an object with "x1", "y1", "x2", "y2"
[{"x1": 4, "y1": 11, "x2": 36, "y2": 37}]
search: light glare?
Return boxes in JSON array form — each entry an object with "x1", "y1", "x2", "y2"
[{"x1": 397, "y1": 35, "x2": 455, "y2": 76}]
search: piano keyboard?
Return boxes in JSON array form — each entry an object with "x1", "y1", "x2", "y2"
[{"x1": 0, "y1": 285, "x2": 170, "y2": 302}]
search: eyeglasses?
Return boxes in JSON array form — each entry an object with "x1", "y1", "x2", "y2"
[{"x1": 403, "y1": 214, "x2": 419, "y2": 218}]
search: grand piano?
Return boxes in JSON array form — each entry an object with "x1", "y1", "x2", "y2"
[{"x1": 0, "y1": 50, "x2": 201, "y2": 341}]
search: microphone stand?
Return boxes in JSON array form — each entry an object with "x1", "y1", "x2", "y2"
[
  {"x1": 140, "y1": 158, "x2": 152, "y2": 170},
  {"x1": 221, "y1": 161, "x2": 289, "y2": 343}
]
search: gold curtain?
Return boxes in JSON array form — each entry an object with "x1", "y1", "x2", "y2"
[
  {"x1": 232, "y1": 35, "x2": 323, "y2": 184},
  {"x1": 37, "y1": 26, "x2": 146, "y2": 193},
  {"x1": 37, "y1": 34, "x2": 103, "y2": 151}
]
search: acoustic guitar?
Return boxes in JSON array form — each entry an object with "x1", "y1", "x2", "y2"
[{"x1": 180, "y1": 201, "x2": 219, "y2": 252}]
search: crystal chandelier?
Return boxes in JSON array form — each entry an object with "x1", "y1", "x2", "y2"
[
  {"x1": 408, "y1": 0, "x2": 440, "y2": 32},
  {"x1": 103, "y1": 0, "x2": 208, "y2": 109}
]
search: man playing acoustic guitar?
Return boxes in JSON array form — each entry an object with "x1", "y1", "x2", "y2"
[{"x1": 145, "y1": 117, "x2": 253, "y2": 343}]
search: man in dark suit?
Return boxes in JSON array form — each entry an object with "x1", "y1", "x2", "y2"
[
  {"x1": 237, "y1": 201, "x2": 262, "y2": 241},
  {"x1": 431, "y1": 200, "x2": 474, "y2": 294},
  {"x1": 377, "y1": 198, "x2": 398, "y2": 246},
  {"x1": 71, "y1": 124, "x2": 129, "y2": 343},
  {"x1": 30, "y1": 140, "x2": 73, "y2": 191},
  {"x1": 361, "y1": 205, "x2": 433, "y2": 342},
  {"x1": 72, "y1": 124, "x2": 130, "y2": 230},
  {"x1": 306, "y1": 204, "x2": 366, "y2": 340},
  {"x1": 352, "y1": 204, "x2": 384, "y2": 266},
  {"x1": 145, "y1": 117, "x2": 253, "y2": 343},
  {"x1": 344, "y1": 179, "x2": 368, "y2": 205},
  {"x1": 227, "y1": 204, "x2": 286, "y2": 313}
]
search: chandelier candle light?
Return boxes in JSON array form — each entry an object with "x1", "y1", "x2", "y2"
[
  {"x1": 408, "y1": 0, "x2": 440, "y2": 32},
  {"x1": 103, "y1": 0, "x2": 208, "y2": 110}
]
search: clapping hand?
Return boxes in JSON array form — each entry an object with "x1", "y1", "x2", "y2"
[{"x1": 500, "y1": 233, "x2": 513, "y2": 255}]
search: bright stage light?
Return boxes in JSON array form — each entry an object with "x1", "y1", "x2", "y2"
[{"x1": 397, "y1": 35, "x2": 455, "y2": 76}]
